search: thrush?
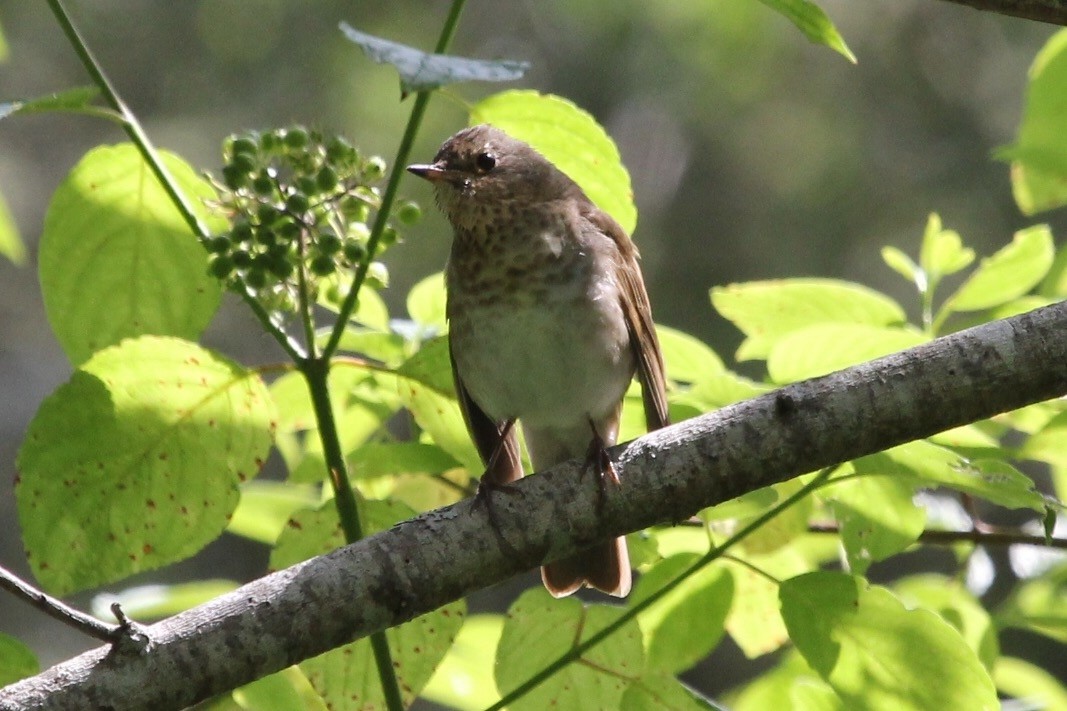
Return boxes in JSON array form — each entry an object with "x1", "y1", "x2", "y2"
[{"x1": 407, "y1": 124, "x2": 668, "y2": 597}]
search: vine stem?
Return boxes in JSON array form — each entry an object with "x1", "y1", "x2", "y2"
[
  {"x1": 322, "y1": 0, "x2": 469, "y2": 357},
  {"x1": 483, "y1": 466, "x2": 839, "y2": 711},
  {"x1": 45, "y1": 0, "x2": 306, "y2": 363}
]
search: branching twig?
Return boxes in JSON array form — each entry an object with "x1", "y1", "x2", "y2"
[
  {"x1": 808, "y1": 522, "x2": 1067, "y2": 549},
  {"x1": 0, "y1": 564, "x2": 115, "y2": 643}
]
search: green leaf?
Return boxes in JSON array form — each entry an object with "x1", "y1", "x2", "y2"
[
  {"x1": 39, "y1": 143, "x2": 223, "y2": 365},
  {"x1": 423, "y1": 615, "x2": 504, "y2": 711},
  {"x1": 731, "y1": 653, "x2": 839, "y2": 711},
  {"x1": 656, "y1": 325, "x2": 725, "y2": 385},
  {"x1": 994, "y1": 656, "x2": 1067, "y2": 711},
  {"x1": 918, "y1": 213, "x2": 975, "y2": 285},
  {"x1": 780, "y1": 572, "x2": 998, "y2": 711},
  {"x1": 711, "y1": 279, "x2": 906, "y2": 361},
  {"x1": 942, "y1": 225, "x2": 1054, "y2": 313},
  {"x1": 826, "y1": 475, "x2": 926, "y2": 574},
  {"x1": 767, "y1": 323, "x2": 927, "y2": 383},
  {"x1": 470, "y1": 90, "x2": 638, "y2": 233},
  {"x1": 880, "y1": 246, "x2": 920, "y2": 285},
  {"x1": 855, "y1": 440, "x2": 1048, "y2": 511},
  {"x1": 894, "y1": 575, "x2": 999, "y2": 669},
  {"x1": 0, "y1": 86, "x2": 115, "y2": 122},
  {"x1": 496, "y1": 587, "x2": 644, "y2": 711},
  {"x1": 396, "y1": 334, "x2": 455, "y2": 396},
  {"x1": 725, "y1": 546, "x2": 809, "y2": 657},
  {"x1": 317, "y1": 274, "x2": 390, "y2": 330},
  {"x1": 339, "y1": 24, "x2": 528, "y2": 95},
  {"x1": 0, "y1": 633, "x2": 38, "y2": 686},
  {"x1": 631, "y1": 555, "x2": 733, "y2": 673},
  {"x1": 348, "y1": 441, "x2": 460, "y2": 480},
  {"x1": 621, "y1": 673, "x2": 720, "y2": 710},
  {"x1": 755, "y1": 0, "x2": 856, "y2": 63},
  {"x1": 0, "y1": 189, "x2": 25, "y2": 265},
  {"x1": 272, "y1": 499, "x2": 465, "y2": 709},
  {"x1": 996, "y1": 563, "x2": 1067, "y2": 643},
  {"x1": 233, "y1": 668, "x2": 328, "y2": 711},
  {"x1": 90, "y1": 580, "x2": 240, "y2": 622},
  {"x1": 227, "y1": 481, "x2": 320, "y2": 544},
  {"x1": 999, "y1": 29, "x2": 1067, "y2": 214},
  {"x1": 16, "y1": 336, "x2": 275, "y2": 594},
  {"x1": 406, "y1": 270, "x2": 448, "y2": 333}
]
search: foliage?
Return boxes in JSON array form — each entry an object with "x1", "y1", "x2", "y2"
[{"x1": 2, "y1": 5, "x2": 1067, "y2": 711}]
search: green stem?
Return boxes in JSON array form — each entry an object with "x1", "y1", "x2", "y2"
[
  {"x1": 323, "y1": 0, "x2": 469, "y2": 357},
  {"x1": 483, "y1": 466, "x2": 839, "y2": 711},
  {"x1": 45, "y1": 0, "x2": 306, "y2": 363}
]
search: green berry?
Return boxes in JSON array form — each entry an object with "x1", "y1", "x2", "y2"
[
  {"x1": 310, "y1": 254, "x2": 336, "y2": 276},
  {"x1": 222, "y1": 164, "x2": 248, "y2": 190},
  {"x1": 276, "y1": 219, "x2": 301, "y2": 240},
  {"x1": 268, "y1": 256, "x2": 294, "y2": 279},
  {"x1": 326, "y1": 136, "x2": 355, "y2": 163},
  {"x1": 254, "y1": 227, "x2": 277, "y2": 246},
  {"x1": 257, "y1": 204, "x2": 279, "y2": 225},
  {"x1": 284, "y1": 127, "x2": 309, "y2": 150},
  {"x1": 207, "y1": 235, "x2": 232, "y2": 254},
  {"x1": 230, "y1": 152, "x2": 257, "y2": 175},
  {"x1": 395, "y1": 201, "x2": 422, "y2": 225},
  {"x1": 209, "y1": 255, "x2": 235, "y2": 279},
  {"x1": 366, "y1": 261, "x2": 388, "y2": 289},
  {"x1": 362, "y1": 156, "x2": 386, "y2": 181},
  {"x1": 296, "y1": 176, "x2": 319, "y2": 197},
  {"x1": 245, "y1": 267, "x2": 268, "y2": 289},
  {"x1": 231, "y1": 136, "x2": 258, "y2": 157},
  {"x1": 286, "y1": 192, "x2": 310, "y2": 214},
  {"x1": 231, "y1": 220, "x2": 254, "y2": 244},
  {"x1": 315, "y1": 165, "x2": 339, "y2": 192},
  {"x1": 252, "y1": 173, "x2": 275, "y2": 196},
  {"x1": 342, "y1": 241, "x2": 366, "y2": 263},
  {"x1": 260, "y1": 131, "x2": 279, "y2": 152},
  {"x1": 340, "y1": 196, "x2": 369, "y2": 223},
  {"x1": 232, "y1": 249, "x2": 253, "y2": 269},
  {"x1": 318, "y1": 231, "x2": 342, "y2": 254},
  {"x1": 379, "y1": 226, "x2": 399, "y2": 247}
]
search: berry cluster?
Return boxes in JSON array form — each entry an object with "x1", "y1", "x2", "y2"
[{"x1": 206, "y1": 126, "x2": 420, "y2": 313}]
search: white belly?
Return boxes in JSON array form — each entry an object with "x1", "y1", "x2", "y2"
[{"x1": 450, "y1": 290, "x2": 634, "y2": 428}]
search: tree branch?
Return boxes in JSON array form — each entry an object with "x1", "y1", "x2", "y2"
[
  {"x1": 3, "y1": 301, "x2": 1067, "y2": 710},
  {"x1": 936, "y1": 0, "x2": 1067, "y2": 25}
]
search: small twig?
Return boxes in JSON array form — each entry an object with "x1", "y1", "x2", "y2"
[
  {"x1": 807, "y1": 522, "x2": 1067, "y2": 549},
  {"x1": 0, "y1": 564, "x2": 115, "y2": 643},
  {"x1": 936, "y1": 0, "x2": 1067, "y2": 26}
]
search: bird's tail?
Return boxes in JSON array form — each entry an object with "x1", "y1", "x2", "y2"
[{"x1": 541, "y1": 535, "x2": 631, "y2": 598}]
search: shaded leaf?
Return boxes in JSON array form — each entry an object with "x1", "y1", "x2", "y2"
[
  {"x1": 621, "y1": 673, "x2": 720, "y2": 710},
  {"x1": 826, "y1": 475, "x2": 926, "y2": 575},
  {"x1": 340, "y1": 23, "x2": 528, "y2": 95},
  {"x1": 16, "y1": 337, "x2": 275, "y2": 594},
  {"x1": 0, "y1": 634, "x2": 38, "y2": 687},
  {"x1": 470, "y1": 90, "x2": 637, "y2": 233},
  {"x1": 0, "y1": 86, "x2": 114, "y2": 122}
]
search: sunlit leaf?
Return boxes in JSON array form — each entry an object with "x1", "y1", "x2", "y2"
[
  {"x1": 496, "y1": 588, "x2": 644, "y2": 711},
  {"x1": 780, "y1": 572, "x2": 998, "y2": 710},
  {"x1": 0, "y1": 188, "x2": 25, "y2": 265},
  {"x1": 227, "y1": 480, "x2": 320, "y2": 544},
  {"x1": 826, "y1": 475, "x2": 926, "y2": 574},
  {"x1": 91, "y1": 580, "x2": 240, "y2": 622},
  {"x1": 999, "y1": 29, "x2": 1067, "y2": 214},
  {"x1": 406, "y1": 270, "x2": 447, "y2": 333},
  {"x1": 16, "y1": 337, "x2": 275, "y2": 594},
  {"x1": 712, "y1": 279, "x2": 906, "y2": 361},
  {"x1": 894, "y1": 575, "x2": 999, "y2": 670},
  {"x1": 340, "y1": 24, "x2": 528, "y2": 95},
  {"x1": 621, "y1": 673, "x2": 719, "y2": 710},
  {"x1": 994, "y1": 656, "x2": 1067, "y2": 711},
  {"x1": 39, "y1": 143, "x2": 223, "y2": 365},
  {"x1": 942, "y1": 225, "x2": 1054, "y2": 313},
  {"x1": 471, "y1": 90, "x2": 638, "y2": 233},
  {"x1": 755, "y1": 0, "x2": 855, "y2": 63},
  {"x1": 423, "y1": 615, "x2": 504, "y2": 711},
  {"x1": 767, "y1": 323, "x2": 927, "y2": 383}
]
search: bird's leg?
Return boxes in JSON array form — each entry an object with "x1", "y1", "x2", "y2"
[
  {"x1": 585, "y1": 417, "x2": 621, "y2": 512},
  {"x1": 473, "y1": 419, "x2": 522, "y2": 546}
]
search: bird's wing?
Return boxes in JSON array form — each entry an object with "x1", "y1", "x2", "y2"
[
  {"x1": 448, "y1": 333, "x2": 524, "y2": 485},
  {"x1": 585, "y1": 206, "x2": 670, "y2": 431}
]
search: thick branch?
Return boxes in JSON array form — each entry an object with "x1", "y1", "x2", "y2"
[
  {"x1": 936, "y1": 0, "x2": 1067, "y2": 24},
  {"x1": 3, "y1": 302, "x2": 1067, "y2": 710}
]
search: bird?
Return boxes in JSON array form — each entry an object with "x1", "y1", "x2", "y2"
[{"x1": 407, "y1": 124, "x2": 668, "y2": 597}]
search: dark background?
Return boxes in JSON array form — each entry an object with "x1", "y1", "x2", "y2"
[{"x1": 0, "y1": 0, "x2": 1062, "y2": 702}]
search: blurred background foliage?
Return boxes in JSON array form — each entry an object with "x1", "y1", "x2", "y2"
[{"x1": 0, "y1": 0, "x2": 1062, "y2": 696}]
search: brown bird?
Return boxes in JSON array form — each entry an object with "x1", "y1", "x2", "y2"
[{"x1": 407, "y1": 124, "x2": 668, "y2": 597}]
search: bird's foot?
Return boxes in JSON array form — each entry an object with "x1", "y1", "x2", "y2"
[{"x1": 584, "y1": 419, "x2": 621, "y2": 513}]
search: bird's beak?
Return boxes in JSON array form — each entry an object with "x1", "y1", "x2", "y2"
[{"x1": 406, "y1": 162, "x2": 449, "y2": 182}]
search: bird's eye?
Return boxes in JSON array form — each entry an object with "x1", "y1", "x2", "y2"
[{"x1": 475, "y1": 151, "x2": 497, "y2": 172}]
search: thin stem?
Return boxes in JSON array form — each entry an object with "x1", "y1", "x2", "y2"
[
  {"x1": 484, "y1": 466, "x2": 839, "y2": 711},
  {"x1": 45, "y1": 0, "x2": 306, "y2": 363},
  {"x1": 323, "y1": 0, "x2": 469, "y2": 357},
  {"x1": 807, "y1": 522, "x2": 1067, "y2": 549},
  {"x1": 0, "y1": 564, "x2": 115, "y2": 643}
]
